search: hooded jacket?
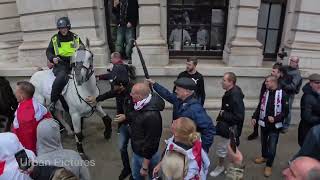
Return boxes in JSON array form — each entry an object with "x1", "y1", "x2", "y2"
[
  {"x1": 216, "y1": 85, "x2": 245, "y2": 138},
  {"x1": 12, "y1": 98, "x2": 52, "y2": 154},
  {"x1": 0, "y1": 132, "x2": 35, "y2": 180},
  {"x1": 298, "y1": 83, "x2": 320, "y2": 146},
  {"x1": 153, "y1": 83, "x2": 215, "y2": 152},
  {"x1": 35, "y1": 120, "x2": 90, "y2": 180},
  {"x1": 163, "y1": 137, "x2": 210, "y2": 180},
  {"x1": 128, "y1": 93, "x2": 165, "y2": 159}
]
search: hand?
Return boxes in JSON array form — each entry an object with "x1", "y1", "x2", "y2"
[
  {"x1": 145, "y1": 79, "x2": 156, "y2": 85},
  {"x1": 251, "y1": 119, "x2": 256, "y2": 127},
  {"x1": 114, "y1": 114, "x2": 126, "y2": 123},
  {"x1": 85, "y1": 96, "x2": 96, "y2": 104},
  {"x1": 53, "y1": 57, "x2": 60, "y2": 64},
  {"x1": 153, "y1": 163, "x2": 161, "y2": 178},
  {"x1": 113, "y1": 0, "x2": 119, "y2": 7},
  {"x1": 268, "y1": 116, "x2": 275, "y2": 123},
  {"x1": 127, "y1": 22, "x2": 132, "y2": 28},
  {"x1": 47, "y1": 61, "x2": 54, "y2": 69},
  {"x1": 140, "y1": 167, "x2": 148, "y2": 177},
  {"x1": 227, "y1": 144, "x2": 243, "y2": 165}
]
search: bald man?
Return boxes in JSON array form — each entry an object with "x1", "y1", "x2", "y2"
[
  {"x1": 282, "y1": 156, "x2": 320, "y2": 180},
  {"x1": 280, "y1": 56, "x2": 302, "y2": 132},
  {"x1": 128, "y1": 83, "x2": 165, "y2": 180}
]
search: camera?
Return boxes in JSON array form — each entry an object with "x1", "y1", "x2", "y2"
[{"x1": 277, "y1": 48, "x2": 288, "y2": 60}]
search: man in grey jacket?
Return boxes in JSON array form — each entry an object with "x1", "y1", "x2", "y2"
[
  {"x1": 35, "y1": 119, "x2": 90, "y2": 180},
  {"x1": 280, "y1": 56, "x2": 303, "y2": 132}
]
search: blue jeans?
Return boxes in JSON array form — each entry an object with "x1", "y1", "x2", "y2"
[
  {"x1": 261, "y1": 127, "x2": 280, "y2": 167},
  {"x1": 115, "y1": 26, "x2": 135, "y2": 59},
  {"x1": 132, "y1": 152, "x2": 160, "y2": 180},
  {"x1": 283, "y1": 94, "x2": 295, "y2": 129},
  {"x1": 118, "y1": 124, "x2": 131, "y2": 171}
]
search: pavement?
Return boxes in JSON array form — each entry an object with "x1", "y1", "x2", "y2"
[{"x1": 61, "y1": 114, "x2": 300, "y2": 180}]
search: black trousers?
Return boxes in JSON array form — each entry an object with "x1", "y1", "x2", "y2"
[{"x1": 51, "y1": 62, "x2": 70, "y2": 103}]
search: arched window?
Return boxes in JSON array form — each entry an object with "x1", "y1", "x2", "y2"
[{"x1": 167, "y1": 0, "x2": 228, "y2": 58}]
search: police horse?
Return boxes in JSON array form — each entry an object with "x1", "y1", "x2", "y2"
[{"x1": 30, "y1": 45, "x2": 111, "y2": 157}]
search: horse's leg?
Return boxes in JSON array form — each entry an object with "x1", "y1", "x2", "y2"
[
  {"x1": 70, "y1": 113, "x2": 85, "y2": 155},
  {"x1": 95, "y1": 105, "x2": 112, "y2": 140},
  {"x1": 55, "y1": 110, "x2": 74, "y2": 136}
]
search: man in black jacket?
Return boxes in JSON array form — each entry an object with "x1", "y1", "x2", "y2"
[
  {"x1": 129, "y1": 83, "x2": 164, "y2": 180},
  {"x1": 210, "y1": 72, "x2": 245, "y2": 177},
  {"x1": 280, "y1": 56, "x2": 303, "y2": 132},
  {"x1": 248, "y1": 63, "x2": 282, "y2": 140},
  {"x1": 252, "y1": 75, "x2": 289, "y2": 177},
  {"x1": 113, "y1": 0, "x2": 139, "y2": 60},
  {"x1": 46, "y1": 17, "x2": 84, "y2": 111},
  {"x1": 298, "y1": 73, "x2": 320, "y2": 147},
  {"x1": 86, "y1": 76, "x2": 133, "y2": 180},
  {"x1": 173, "y1": 57, "x2": 206, "y2": 106}
]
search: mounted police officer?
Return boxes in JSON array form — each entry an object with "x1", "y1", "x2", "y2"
[{"x1": 46, "y1": 17, "x2": 84, "y2": 111}]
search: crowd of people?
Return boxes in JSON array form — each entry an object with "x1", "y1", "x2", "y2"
[{"x1": 0, "y1": 3, "x2": 320, "y2": 179}]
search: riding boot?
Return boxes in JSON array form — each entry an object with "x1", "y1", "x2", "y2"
[
  {"x1": 102, "y1": 115, "x2": 112, "y2": 140},
  {"x1": 75, "y1": 132, "x2": 84, "y2": 154},
  {"x1": 59, "y1": 95, "x2": 69, "y2": 113},
  {"x1": 248, "y1": 123, "x2": 259, "y2": 140}
]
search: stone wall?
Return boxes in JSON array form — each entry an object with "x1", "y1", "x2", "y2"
[
  {"x1": 15, "y1": 0, "x2": 109, "y2": 67},
  {"x1": 0, "y1": 0, "x2": 22, "y2": 64}
]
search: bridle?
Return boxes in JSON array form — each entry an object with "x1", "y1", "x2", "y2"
[
  {"x1": 71, "y1": 49, "x2": 96, "y2": 118},
  {"x1": 72, "y1": 49, "x2": 94, "y2": 84}
]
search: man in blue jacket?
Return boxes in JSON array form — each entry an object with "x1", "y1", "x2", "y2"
[{"x1": 146, "y1": 77, "x2": 215, "y2": 152}]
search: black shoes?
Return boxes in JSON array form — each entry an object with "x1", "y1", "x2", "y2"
[
  {"x1": 247, "y1": 132, "x2": 258, "y2": 140},
  {"x1": 119, "y1": 168, "x2": 131, "y2": 180}
]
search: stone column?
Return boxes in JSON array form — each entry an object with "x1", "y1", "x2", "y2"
[
  {"x1": 223, "y1": 0, "x2": 263, "y2": 67},
  {"x1": 15, "y1": 0, "x2": 109, "y2": 68},
  {"x1": 286, "y1": 0, "x2": 320, "y2": 69},
  {"x1": 132, "y1": 0, "x2": 169, "y2": 67},
  {"x1": 0, "y1": 0, "x2": 22, "y2": 64}
]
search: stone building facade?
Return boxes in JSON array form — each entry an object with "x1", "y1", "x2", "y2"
[{"x1": 0, "y1": 0, "x2": 319, "y2": 124}]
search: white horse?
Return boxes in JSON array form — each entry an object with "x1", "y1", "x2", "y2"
[{"x1": 30, "y1": 47, "x2": 112, "y2": 157}]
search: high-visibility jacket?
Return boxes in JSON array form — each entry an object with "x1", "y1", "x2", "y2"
[{"x1": 52, "y1": 34, "x2": 80, "y2": 57}]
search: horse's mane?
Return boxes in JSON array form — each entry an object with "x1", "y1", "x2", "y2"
[{"x1": 0, "y1": 77, "x2": 18, "y2": 115}]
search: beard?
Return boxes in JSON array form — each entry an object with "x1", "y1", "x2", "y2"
[{"x1": 186, "y1": 67, "x2": 194, "y2": 72}]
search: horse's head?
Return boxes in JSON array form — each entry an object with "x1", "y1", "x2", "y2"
[{"x1": 71, "y1": 49, "x2": 94, "y2": 86}]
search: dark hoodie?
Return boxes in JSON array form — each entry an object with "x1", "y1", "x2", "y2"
[
  {"x1": 216, "y1": 85, "x2": 245, "y2": 138},
  {"x1": 298, "y1": 83, "x2": 320, "y2": 146},
  {"x1": 128, "y1": 93, "x2": 165, "y2": 159}
]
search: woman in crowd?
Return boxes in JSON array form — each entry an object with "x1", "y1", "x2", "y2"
[{"x1": 153, "y1": 117, "x2": 210, "y2": 180}]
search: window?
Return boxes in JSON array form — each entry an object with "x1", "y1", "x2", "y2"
[
  {"x1": 167, "y1": 0, "x2": 228, "y2": 57},
  {"x1": 257, "y1": 0, "x2": 287, "y2": 60}
]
